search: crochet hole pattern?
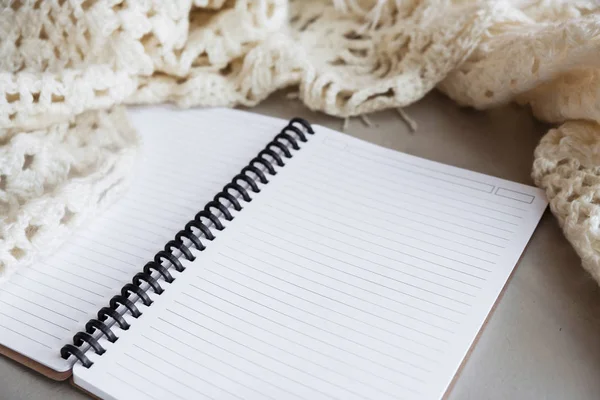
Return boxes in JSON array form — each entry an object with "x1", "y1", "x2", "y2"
[{"x1": 1, "y1": 0, "x2": 600, "y2": 286}]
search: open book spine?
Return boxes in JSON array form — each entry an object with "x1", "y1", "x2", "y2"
[{"x1": 59, "y1": 117, "x2": 315, "y2": 368}]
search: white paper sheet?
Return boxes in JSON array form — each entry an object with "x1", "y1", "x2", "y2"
[
  {"x1": 74, "y1": 120, "x2": 546, "y2": 400},
  {"x1": 0, "y1": 107, "x2": 287, "y2": 372}
]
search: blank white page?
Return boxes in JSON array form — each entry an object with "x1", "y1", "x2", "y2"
[
  {"x1": 74, "y1": 124, "x2": 547, "y2": 399},
  {"x1": 0, "y1": 107, "x2": 290, "y2": 372}
]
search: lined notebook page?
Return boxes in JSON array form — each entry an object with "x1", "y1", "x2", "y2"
[
  {"x1": 0, "y1": 107, "x2": 289, "y2": 372},
  {"x1": 74, "y1": 124, "x2": 547, "y2": 399}
]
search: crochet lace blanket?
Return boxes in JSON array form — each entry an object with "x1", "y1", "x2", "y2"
[{"x1": 1, "y1": 0, "x2": 600, "y2": 284}]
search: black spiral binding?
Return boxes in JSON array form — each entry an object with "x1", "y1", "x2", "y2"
[{"x1": 60, "y1": 117, "x2": 315, "y2": 368}]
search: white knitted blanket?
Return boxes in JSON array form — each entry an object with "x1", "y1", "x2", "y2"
[{"x1": 1, "y1": 0, "x2": 600, "y2": 285}]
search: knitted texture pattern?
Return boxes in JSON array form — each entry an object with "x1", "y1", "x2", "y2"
[{"x1": 0, "y1": 0, "x2": 599, "y2": 283}]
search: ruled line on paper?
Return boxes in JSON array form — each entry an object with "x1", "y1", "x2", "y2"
[
  {"x1": 64, "y1": 241, "x2": 139, "y2": 269},
  {"x1": 307, "y1": 150, "x2": 528, "y2": 212},
  {"x1": 218, "y1": 249, "x2": 460, "y2": 329},
  {"x1": 260, "y1": 208, "x2": 497, "y2": 269},
  {"x1": 21, "y1": 268, "x2": 105, "y2": 297},
  {"x1": 255, "y1": 219, "x2": 493, "y2": 277},
  {"x1": 169, "y1": 301, "x2": 408, "y2": 399},
  {"x1": 123, "y1": 352, "x2": 232, "y2": 400},
  {"x1": 0, "y1": 311, "x2": 63, "y2": 341},
  {"x1": 246, "y1": 225, "x2": 488, "y2": 284},
  {"x1": 102, "y1": 212, "x2": 181, "y2": 237},
  {"x1": 280, "y1": 176, "x2": 515, "y2": 237},
  {"x1": 80, "y1": 228, "x2": 160, "y2": 254},
  {"x1": 266, "y1": 196, "x2": 501, "y2": 259},
  {"x1": 125, "y1": 183, "x2": 206, "y2": 210},
  {"x1": 119, "y1": 197, "x2": 195, "y2": 221},
  {"x1": 131, "y1": 176, "x2": 228, "y2": 202},
  {"x1": 132, "y1": 173, "x2": 220, "y2": 197},
  {"x1": 231, "y1": 235, "x2": 477, "y2": 299},
  {"x1": 0, "y1": 289, "x2": 79, "y2": 323},
  {"x1": 270, "y1": 189, "x2": 503, "y2": 256},
  {"x1": 206, "y1": 263, "x2": 449, "y2": 348},
  {"x1": 12, "y1": 273, "x2": 98, "y2": 306},
  {"x1": 242, "y1": 234, "x2": 472, "y2": 317},
  {"x1": 59, "y1": 250, "x2": 132, "y2": 275},
  {"x1": 224, "y1": 239, "x2": 469, "y2": 313},
  {"x1": 41, "y1": 259, "x2": 123, "y2": 283},
  {"x1": 103, "y1": 210, "x2": 189, "y2": 235},
  {"x1": 161, "y1": 125, "x2": 269, "y2": 148},
  {"x1": 3, "y1": 281, "x2": 89, "y2": 314},
  {"x1": 33, "y1": 264, "x2": 112, "y2": 295},
  {"x1": 114, "y1": 362, "x2": 185, "y2": 400},
  {"x1": 0, "y1": 321, "x2": 56, "y2": 349},
  {"x1": 238, "y1": 228, "x2": 481, "y2": 296},
  {"x1": 0, "y1": 300, "x2": 70, "y2": 331},
  {"x1": 297, "y1": 162, "x2": 521, "y2": 225},
  {"x1": 74, "y1": 237, "x2": 151, "y2": 263},
  {"x1": 317, "y1": 138, "x2": 495, "y2": 193},
  {"x1": 147, "y1": 325, "x2": 310, "y2": 400},
  {"x1": 106, "y1": 369, "x2": 161, "y2": 400},
  {"x1": 139, "y1": 166, "x2": 225, "y2": 189},
  {"x1": 276, "y1": 178, "x2": 511, "y2": 245},
  {"x1": 159, "y1": 312, "x2": 353, "y2": 399},
  {"x1": 98, "y1": 216, "x2": 174, "y2": 243},
  {"x1": 151, "y1": 305, "x2": 412, "y2": 398},
  {"x1": 39, "y1": 262, "x2": 116, "y2": 289},
  {"x1": 140, "y1": 333, "x2": 287, "y2": 400},
  {"x1": 309, "y1": 148, "x2": 493, "y2": 194},
  {"x1": 128, "y1": 181, "x2": 223, "y2": 208},
  {"x1": 342, "y1": 147, "x2": 496, "y2": 193},
  {"x1": 134, "y1": 339, "x2": 361, "y2": 400},
  {"x1": 176, "y1": 286, "x2": 431, "y2": 382},
  {"x1": 158, "y1": 310, "x2": 380, "y2": 398},
  {"x1": 185, "y1": 281, "x2": 439, "y2": 371},
  {"x1": 143, "y1": 161, "x2": 235, "y2": 182},
  {"x1": 153, "y1": 136, "x2": 266, "y2": 159}
]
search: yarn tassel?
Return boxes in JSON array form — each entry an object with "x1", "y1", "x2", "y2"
[{"x1": 396, "y1": 108, "x2": 418, "y2": 133}]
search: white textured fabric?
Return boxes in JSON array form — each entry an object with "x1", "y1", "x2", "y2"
[{"x1": 0, "y1": 0, "x2": 599, "y2": 284}]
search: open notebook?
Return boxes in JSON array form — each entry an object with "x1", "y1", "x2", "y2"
[{"x1": 0, "y1": 107, "x2": 547, "y2": 399}]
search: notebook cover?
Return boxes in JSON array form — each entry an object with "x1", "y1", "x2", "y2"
[{"x1": 0, "y1": 343, "x2": 72, "y2": 381}]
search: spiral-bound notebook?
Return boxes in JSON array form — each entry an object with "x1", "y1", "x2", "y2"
[{"x1": 0, "y1": 107, "x2": 547, "y2": 399}]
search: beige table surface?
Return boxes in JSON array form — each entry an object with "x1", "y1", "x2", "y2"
[{"x1": 2, "y1": 92, "x2": 600, "y2": 399}]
